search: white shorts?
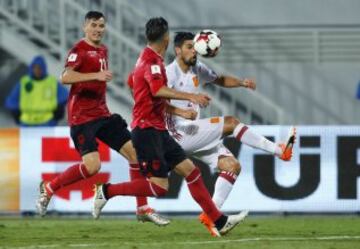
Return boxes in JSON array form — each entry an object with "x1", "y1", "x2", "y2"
[{"x1": 173, "y1": 117, "x2": 233, "y2": 170}]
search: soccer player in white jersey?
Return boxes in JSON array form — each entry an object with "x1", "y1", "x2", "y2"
[{"x1": 165, "y1": 32, "x2": 296, "y2": 236}]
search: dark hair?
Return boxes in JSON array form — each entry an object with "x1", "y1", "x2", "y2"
[
  {"x1": 174, "y1": 32, "x2": 195, "y2": 47},
  {"x1": 85, "y1": 11, "x2": 105, "y2": 21},
  {"x1": 145, "y1": 17, "x2": 168, "y2": 42}
]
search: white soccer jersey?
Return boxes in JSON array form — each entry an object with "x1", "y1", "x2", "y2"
[
  {"x1": 165, "y1": 60, "x2": 233, "y2": 169},
  {"x1": 166, "y1": 59, "x2": 218, "y2": 125}
]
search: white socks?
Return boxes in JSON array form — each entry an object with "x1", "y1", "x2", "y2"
[
  {"x1": 233, "y1": 123, "x2": 282, "y2": 156},
  {"x1": 212, "y1": 123, "x2": 283, "y2": 208},
  {"x1": 212, "y1": 171, "x2": 237, "y2": 208}
]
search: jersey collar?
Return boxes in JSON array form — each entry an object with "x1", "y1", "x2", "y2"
[
  {"x1": 174, "y1": 59, "x2": 195, "y2": 75},
  {"x1": 146, "y1": 45, "x2": 164, "y2": 61}
]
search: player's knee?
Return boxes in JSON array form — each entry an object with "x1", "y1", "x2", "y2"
[
  {"x1": 231, "y1": 161, "x2": 241, "y2": 175},
  {"x1": 225, "y1": 116, "x2": 240, "y2": 128},
  {"x1": 126, "y1": 153, "x2": 137, "y2": 163},
  {"x1": 84, "y1": 161, "x2": 101, "y2": 176},
  {"x1": 119, "y1": 141, "x2": 138, "y2": 162},
  {"x1": 224, "y1": 116, "x2": 240, "y2": 135},
  {"x1": 174, "y1": 159, "x2": 196, "y2": 178},
  {"x1": 82, "y1": 152, "x2": 102, "y2": 176},
  {"x1": 122, "y1": 149, "x2": 137, "y2": 162},
  {"x1": 219, "y1": 157, "x2": 241, "y2": 175},
  {"x1": 225, "y1": 161, "x2": 241, "y2": 175}
]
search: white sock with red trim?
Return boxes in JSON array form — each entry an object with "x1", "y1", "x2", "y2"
[
  {"x1": 233, "y1": 123, "x2": 282, "y2": 155},
  {"x1": 212, "y1": 171, "x2": 237, "y2": 208}
]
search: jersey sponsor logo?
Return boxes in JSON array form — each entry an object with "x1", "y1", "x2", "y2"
[
  {"x1": 67, "y1": 53, "x2": 77, "y2": 62},
  {"x1": 151, "y1": 65, "x2": 161, "y2": 74}
]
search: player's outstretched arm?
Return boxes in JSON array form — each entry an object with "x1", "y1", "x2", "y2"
[
  {"x1": 154, "y1": 86, "x2": 211, "y2": 108},
  {"x1": 213, "y1": 75, "x2": 256, "y2": 90},
  {"x1": 165, "y1": 103, "x2": 198, "y2": 120},
  {"x1": 61, "y1": 67, "x2": 113, "y2": 84}
]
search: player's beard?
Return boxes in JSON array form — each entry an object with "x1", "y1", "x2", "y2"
[{"x1": 184, "y1": 55, "x2": 197, "y2": 66}]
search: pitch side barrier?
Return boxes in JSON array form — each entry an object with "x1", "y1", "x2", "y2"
[{"x1": 0, "y1": 126, "x2": 359, "y2": 213}]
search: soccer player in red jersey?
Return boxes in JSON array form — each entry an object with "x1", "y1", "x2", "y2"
[
  {"x1": 93, "y1": 17, "x2": 248, "y2": 237},
  {"x1": 36, "y1": 11, "x2": 169, "y2": 226}
]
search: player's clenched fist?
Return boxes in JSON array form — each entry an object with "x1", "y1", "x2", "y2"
[
  {"x1": 181, "y1": 109, "x2": 198, "y2": 120},
  {"x1": 190, "y1": 93, "x2": 211, "y2": 108}
]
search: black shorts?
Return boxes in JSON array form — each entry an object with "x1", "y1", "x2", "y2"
[
  {"x1": 70, "y1": 114, "x2": 131, "y2": 156},
  {"x1": 131, "y1": 127, "x2": 187, "y2": 178}
]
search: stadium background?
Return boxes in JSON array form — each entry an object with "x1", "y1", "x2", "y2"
[{"x1": 0, "y1": 0, "x2": 359, "y2": 248}]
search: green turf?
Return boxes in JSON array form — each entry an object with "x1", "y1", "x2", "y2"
[{"x1": 0, "y1": 216, "x2": 359, "y2": 249}]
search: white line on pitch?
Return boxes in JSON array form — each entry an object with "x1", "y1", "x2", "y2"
[{"x1": 1, "y1": 236, "x2": 359, "y2": 249}]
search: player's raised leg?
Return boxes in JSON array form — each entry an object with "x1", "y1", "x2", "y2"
[
  {"x1": 225, "y1": 116, "x2": 296, "y2": 161},
  {"x1": 119, "y1": 140, "x2": 170, "y2": 225},
  {"x1": 92, "y1": 174, "x2": 169, "y2": 225},
  {"x1": 92, "y1": 139, "x2": 170, "y2": 226}
]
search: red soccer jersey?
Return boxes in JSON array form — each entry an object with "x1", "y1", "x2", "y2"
[
  {"x1": 64, "y1": 39, "x2": 111, "y2": 126},
  {"x1": 129, "y1": 47, "x2": 167, "y2": 130}
]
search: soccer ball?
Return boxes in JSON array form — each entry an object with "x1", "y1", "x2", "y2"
[{"x1": 193, "y1": 30, "x2": 222, "y2": 58}]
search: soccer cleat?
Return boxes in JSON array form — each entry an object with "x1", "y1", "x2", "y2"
[
  {"x1": 199, "y1": 212, "x2": 220, "y2": 237},
  {"x1": 218, "y1": 210, "x2": 249, "y2": 236},
  {"x1": 279, "y1": 126, "x2": 297, "y2": 161},
  {"x1": 92, "y1": 184, "x2": 108, "y2": 220},
  {"x1": 36, "y1": 181, "x2": 51, "y2": 217},
  {"x1": 136, "y1": 208, "x2": 170, "y2": 226}
]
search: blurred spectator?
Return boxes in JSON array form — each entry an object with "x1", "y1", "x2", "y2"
[
  {"x1": 357, "y1": 81, "x2": 360, "y2": 100},
  {"x1": 4, "y1": 55, "x2": 68, "y2": 126}
]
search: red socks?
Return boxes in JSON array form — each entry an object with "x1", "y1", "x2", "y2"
[
  {"x1": 47, "y1": 163, "x2": 91, "y2": 194},
  {"x1": 185, "y1": 167, "x2": 223, "y2": 222},
  {"x1": 129, "y1": 163, "x2": 148, "y2": 207},
  {"x1": 105, "y1": 179, "x2": 167, "y2": 199},
  {"x1": 46, "y1": 162, "x2": 163, "y2": 206}
]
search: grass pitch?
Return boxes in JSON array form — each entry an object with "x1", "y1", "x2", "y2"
[{"x1": 0, "y1": 215, "x2": 359, "y2": 249}]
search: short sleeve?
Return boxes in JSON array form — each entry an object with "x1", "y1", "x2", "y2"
[
  {"x1": 64, "y1": 48, "x2": 84, "y2": 70},
  {"x1": 127, "y1": 71, "x2": 134, "y2": 89},
  {"x1": 197, "y1": 61, "x2": 218, "y2": 84},
  {"x1": 144, "y1": 63, "x2": 165, "y2": 96}
]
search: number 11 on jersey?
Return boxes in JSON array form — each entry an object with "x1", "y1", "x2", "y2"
[{"x1": 99, "y1": 58, "x2": 107, "y2": 71}]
